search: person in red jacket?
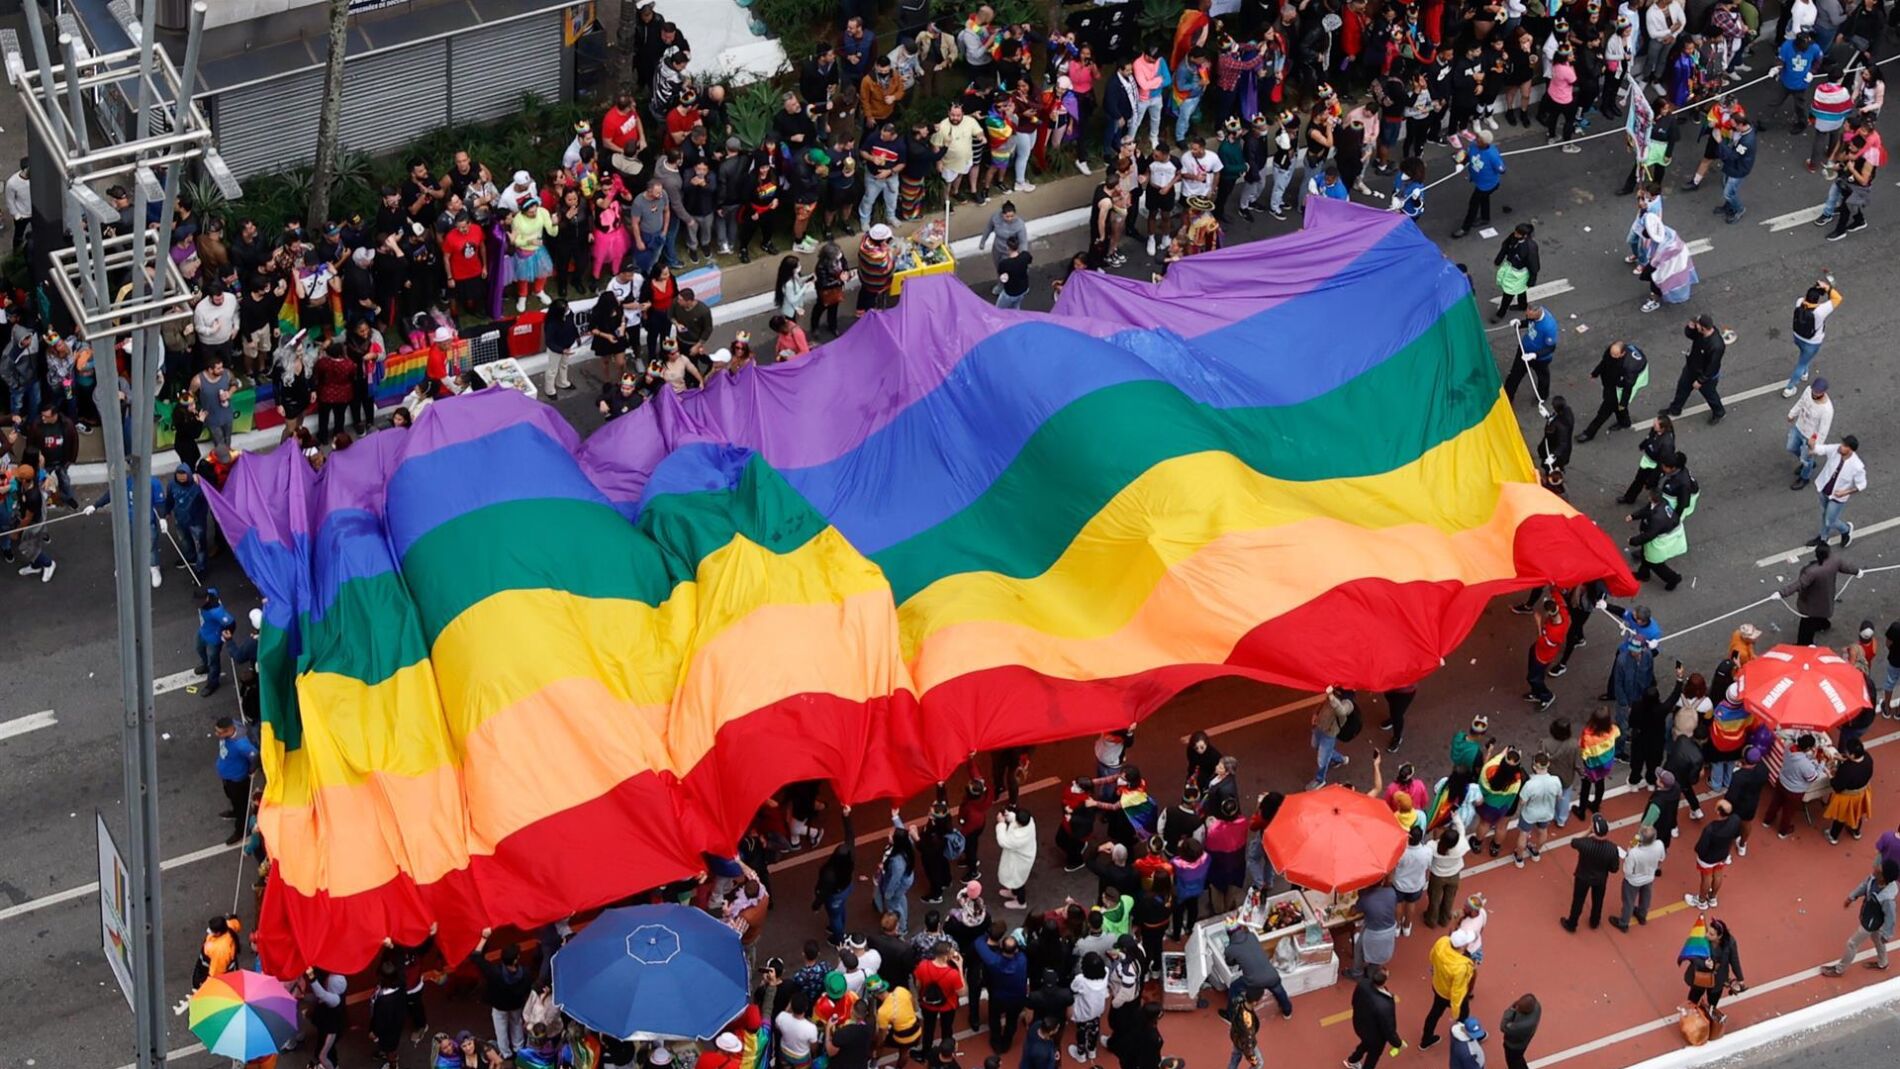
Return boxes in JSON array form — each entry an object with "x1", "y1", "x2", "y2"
[
  {"x1": 1525, "y1": 594, "x2": 1568, "y2": 711},
  {"x1": 313, "y1": 339, "x2": 356, "y2": 442}
]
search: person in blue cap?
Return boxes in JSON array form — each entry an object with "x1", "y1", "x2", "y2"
[{"x1": 1449, "y1": 1014, "x2": 1488, "y2": 1069}]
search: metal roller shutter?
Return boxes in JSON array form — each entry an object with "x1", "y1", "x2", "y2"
[
  {"x1": 338, "y1": 39, "x2": 451, "y2": 157},
  {"x1": 450, "y1": 13, "x2": 563, "y2": 125},
  {"x1": 211, "y1": 38, "x2": 451, "y2": 178},
  {"x1": 213, "y1": 68, "x2": 325, "y2": 178}
]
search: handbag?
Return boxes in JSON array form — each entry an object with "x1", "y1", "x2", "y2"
[
  {"x1": 1677, "y1": 1002, "x2": 1710, "y2": 1046},
  {"x1": 1691, "y1": 965, "x2": 1717, "y2": 989}
]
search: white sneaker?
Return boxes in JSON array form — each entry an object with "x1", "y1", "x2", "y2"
[
  {"x1": 517, "y1": 296, "x2": 527, "y2": 312},
  {"x1": 1782, "y1": 385, "x2": 1800, "y2": 398},
  {"x1": 40, "y1": 559, "x2": 55, "y2": 583},
  {"x1": 150, "y1": 565, "x2": 162, "y2": 588},
  {"x1": 1683, "y1": 894, "x2": 1705, "y2": 908},
  {"x1": 1486, "y1": 116, "x2": 1501, "y2": 130},
  {"x1": 1737, "y1": 841, "x2": 1748, "y2": 857},
  {"x1": 1146, "y1": 235, "x2": 1157, "y2": 256},
  {"x1": 537, "y1": 291, "x2": 552, "y2": 306},
  {"x1": 1076, "y1": 160, "x2": 1092, "y2": 175},
  {"x1": 1641, "y1": 299, "x2": 1661, "y2": 313},
  {"x1": 1017, "y1": 182, "x2": 1037, "y2": 192},
  {"x1": 18, "y1": 564, "x2": 40, "y2": 575}
]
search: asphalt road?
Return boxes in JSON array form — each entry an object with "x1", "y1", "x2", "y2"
[
  {"x1": 1718, "y1": 1002, "x2": 1900, "y2": 1068},
  {"x1": 12, "y1": 61, "x2": 1900, "y2": 1069}
]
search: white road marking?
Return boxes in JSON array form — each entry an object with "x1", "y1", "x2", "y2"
[
  {"x1": 1684, "y1": 237, "x2": 1714, "y2": 255},
  {"x1": 1527, "y1": 937, "x2": 1900, "y2": 1068},
  {"x1": 111, "y1": 1042, "x2": 206, "y2": 1069},
  {"x1": 1525, "y1": 278, "x2": 1575, "y2": 302},
  {"x1": 1760, "y1": 205, "x2": 1825, "y2": 232},
  {"x1": 0, "y1": 842, "x2": 240, "y2": 923},
  {"x1": 1755, "y1": 515, "x2": 1900, "y2": 567},
  {"x1": 1677, "y1": 379, "x2": 1792, "y2": 417},
  {"x1": 0, "y1": 709, "x2": 57, "y2": 742},
  {"x1": 152, "y1": 668, "x2": 201, "y2": 696},
  {"x1": 1183, "y1": 695, "x2": 1325, "y2": 741}
]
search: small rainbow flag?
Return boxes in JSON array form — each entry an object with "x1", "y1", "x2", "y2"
[{"x1": 1677, "y1": 916, "x2": 1711, "y2": 965}]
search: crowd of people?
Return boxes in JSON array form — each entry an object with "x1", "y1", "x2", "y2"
[{"x1": 13, "y1": 0, "x2": 1900, "y2": 1067}]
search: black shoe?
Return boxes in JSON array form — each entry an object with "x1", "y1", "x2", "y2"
[
  {"x1": 1239, "y1": 208, "x2": 1256, "y2": 221},
  {"x1": 1843, "y1": 522, "x2": 1856, "y2": 547},
  {"x1": 1560, "y1": 916, "x2": 1578, "y2": 932},
  {"x1": 225, "y1": 830, "x2": 245, "y2": 846},
  {"x1": 1420, "y1": 1036, "x2": 1442, "y2": 1052},
  {"x1": 1793, "y1": 475, "x2": 1811, "y2": 490},
  {"x1": 1575, "y1": 430, "x2": 1596, "y2": 443},
  {"x1": 1546, "y1": 663, "x2": 1568, "y2": 677},
  {"x1": 192, "y1": 665, "x2": 208, "y2": 676},
  {"x1": 1450, "y1": 228, "x2": 1470, "y2": 239},
  {"x1": 1510, "y1": 603, "x2": 1536, "y2": 615},
  {"x1": 1386, "y1": 741, "x2": 1403, "y2": 754},
  {"x1": 201, "y1": 684, "x2": 220, "y2": 698},
  {"x1": 1709, "y1": 411, "x2": 1726, "y2": 425},
  {"x1": 219, "y1": 808, "x2": 239, "y2": 818},
  {"x1": 1849, "y1": 218, "x2": 1869, "y2": 232},
  {"x1": 1614, "y1": 495, "x2": 1636, "y2": 505},
  {"x1": 1609, "y1": 917, "x2": 1629, "y2": 932}
]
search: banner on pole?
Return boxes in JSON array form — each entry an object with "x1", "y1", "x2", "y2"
[
  {"x1": 97, "y1": 813, "x2": 136, "y2": 1011},
  {"x1": 1626, "y1": 82, "x2": 1654, "y2": 159}
]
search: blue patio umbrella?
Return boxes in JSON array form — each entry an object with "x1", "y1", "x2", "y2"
[{"x1": 551, "y1": 903, "x2": 750, "y2": 1041}]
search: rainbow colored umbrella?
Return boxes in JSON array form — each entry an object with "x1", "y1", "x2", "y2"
[{"x1": 188, "y1": 970, "x2": 299, "y2": 1062}]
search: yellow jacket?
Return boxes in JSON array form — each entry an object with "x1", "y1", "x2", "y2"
[{"x1": 1429, "y1": 935, "x2": 1474, "y2": 1007}]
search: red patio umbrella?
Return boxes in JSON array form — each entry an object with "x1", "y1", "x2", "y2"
[
  {"x1": 1736, "y1": 643, "x2": 1870, "y2": 732},
  {"x1": 1262, "y1": 785, "x2": 1406, "y2": 893}
]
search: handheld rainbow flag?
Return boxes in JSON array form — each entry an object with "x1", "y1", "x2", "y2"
[
  {"x1": 1678, "y1": 915, "x2": 1713, "y2": 965},
  {"x1": 208, "y1": 201, "x2": 1634, "y2": 973}
]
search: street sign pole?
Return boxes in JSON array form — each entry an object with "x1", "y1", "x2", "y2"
[{"x1": 6, "y1": 3, "x2": 232, "y2": 1065}]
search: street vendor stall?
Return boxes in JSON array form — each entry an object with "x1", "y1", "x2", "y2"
[
  {"x1": 1174, "y1": 888, "x2": 1337, "y2": 1010},
  {"x1": 1741, "y1": 644, "x2": 1864, "y2": 822},
  {"x1": 1163, "y1": 786, "x2": 1403, "y2": 1009},
  {"x1": 889, "y1": 219, "x2": 955, "y2": 298}
]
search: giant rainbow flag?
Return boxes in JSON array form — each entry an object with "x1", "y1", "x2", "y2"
[{"x1": 208, "y1": 201, "x2": 1634, "y2": 973}]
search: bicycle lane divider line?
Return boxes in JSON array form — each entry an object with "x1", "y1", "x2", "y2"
[
  {"x1": 1756, "y1": 514, "x2": 1900, "y2": 567},
  {"x1": 0, "y1": 842, "x2": 241, "y2": 923}
]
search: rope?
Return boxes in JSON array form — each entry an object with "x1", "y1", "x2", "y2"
[
  {"x1": 5, "y1": 506, "x2": 93, "y2": 536},
  {"x1": 162, "y1": 523, "x2": 206, "y2": 589},
  {"x1": 1413, "y1": 64, "x2": 1815, "y2": 198}
]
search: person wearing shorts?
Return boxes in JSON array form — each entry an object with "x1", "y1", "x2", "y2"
[
  {"x1": 1688, "y1": 799, "x2": 1743, "y2": 909},
  {"x1": 1723, "y1": 746, "x2": 1770, "y2": 855},
  {"x1": 1509, "y1": 754, "x2": 1563, "y2": 866},
  {"x1": 1142, "y1": 144, "x2": 1178, "y2": 257}
]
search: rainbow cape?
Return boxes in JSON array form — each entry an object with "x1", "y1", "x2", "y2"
[
  {"x1": 1709, "y1": 698, "x2": 1751, "y2": 754},
  {"x1": 1678, "y1": 916, "x2": 1712, "y2": 964},
  {"x1": 206, "y1": 201, "x2": 1632, "y2": 973},
  {"x1": 1581, "y1": 724, "x2": 1621, "y2": 777}
]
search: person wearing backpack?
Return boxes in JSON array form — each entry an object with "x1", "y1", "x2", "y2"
[
  {"x1": 1310, "y1": 686, "x2": 1358, "y2": 789},
  {"x1": 913, "y1": 941, "x2": 965, "y2": 1057},
  {"x1": 1781, "y1": 277, "x2": 1843, "y2": 398},
  {"x1": 1821, "y1": 858, "x2": 1899, "y2": 975}
]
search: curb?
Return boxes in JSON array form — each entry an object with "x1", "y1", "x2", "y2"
[
  {"x1": 1618, "y1": 974, "x2": 1900, "y2": 1069},
  {"x1": 65, "y1": 206, "x2": 1095, "y2": 487}
]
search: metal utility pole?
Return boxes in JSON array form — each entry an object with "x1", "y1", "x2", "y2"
[{"x1": 6, "y1": 3, "x2": 232, "y2": 1067}]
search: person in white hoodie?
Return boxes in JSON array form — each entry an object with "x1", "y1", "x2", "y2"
[
  {"x1": 995, "y1": 807, "x2": 1037, "y2": 909},
  {"x1": 1067, "y1": 952, "x2": 1110, "y2": 1062},
  {"x1": 1786, "y1": 378, "x2": 1835, "y2": 488}
]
